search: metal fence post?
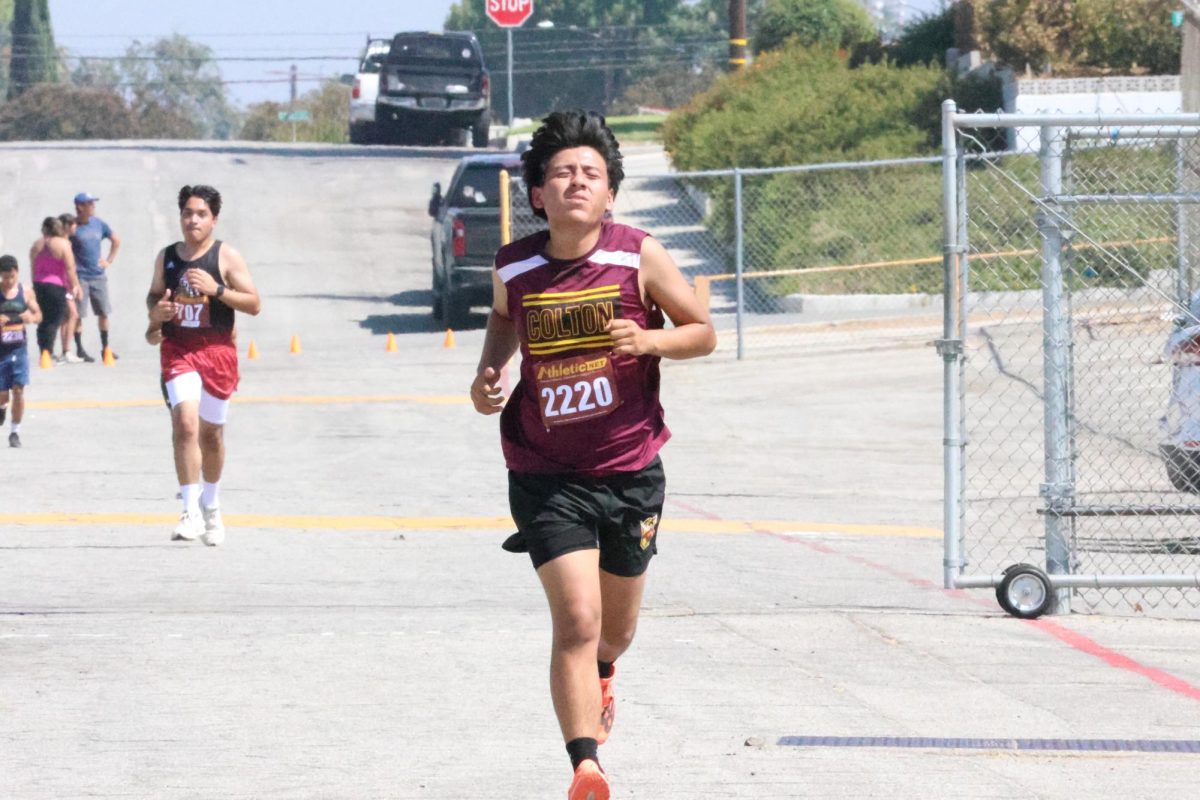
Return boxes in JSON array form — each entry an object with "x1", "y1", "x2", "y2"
[
  {"x1": 1038, "y1": 124, "x2": 1074, "y2": 613},
  {"x1": 1177, "y1": 138, "x2": 1191, "y2": 307},
  {"x1": 940, "y1": 100, "x2": 965, "y2": 589},
  {"x1": 734, "y1": 168, "x2": 745, "y2": 360}
]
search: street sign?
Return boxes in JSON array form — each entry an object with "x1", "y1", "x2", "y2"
[
  {"x1": 485, "y1": 0, "x2": 533, "y2": 28},
  {"x1": 277, "y1": 110, "x2": 311, "y2": 122}
]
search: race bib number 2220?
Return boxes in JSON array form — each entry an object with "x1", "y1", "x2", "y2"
[{"x1": 535, "y1": 353, "x2": 621, "y2": 428}]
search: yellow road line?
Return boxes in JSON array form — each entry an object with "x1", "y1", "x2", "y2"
[
  {"x1": 28, "y1": 394, "x2": 470, "y2": 411},
  {"x1": 0, "y1": 512, "x2": 940, "y2": 538}
]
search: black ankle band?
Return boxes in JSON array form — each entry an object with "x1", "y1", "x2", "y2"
[{"x1": 566, "y1": 737, "x2": 599, "y2": 770}]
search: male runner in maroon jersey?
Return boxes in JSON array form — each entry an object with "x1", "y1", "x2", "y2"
[
  {"x1": 470, "y1": 111, "x2": 716, "y2": 800},
  {"x1": 146, "y1": 185, "x2": 261, "y2": 546}
]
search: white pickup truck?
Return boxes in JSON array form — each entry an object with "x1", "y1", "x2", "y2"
[{"x1": 348, "y1": 38, "x2": 391, "y2": 144}]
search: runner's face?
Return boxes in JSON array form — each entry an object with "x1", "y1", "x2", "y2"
[
  {"x1": 0, "y1": 269, "x2": 16, "y2": 292},
  {"x1": 180, "y1": 197, "x2": 217, "y2": 243},
  {"x1": 532, "y1": 147, "x2": 613, "y2": 225}
]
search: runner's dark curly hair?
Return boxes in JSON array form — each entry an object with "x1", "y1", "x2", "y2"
[
  {"x1": 178, "y1": 185, "x2": 222, "y2": 218},
  {"x1": 521, "y1": 110, "x2": 624, "y2": 220}
]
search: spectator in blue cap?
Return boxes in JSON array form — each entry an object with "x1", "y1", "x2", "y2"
[{"x1": 71, "y1": 191, "x2": 121, "y2": 361}]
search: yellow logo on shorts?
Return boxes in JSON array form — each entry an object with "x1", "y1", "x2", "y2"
[{"x1": 639, "y1": 515, "x2": 659, "y2": 550}]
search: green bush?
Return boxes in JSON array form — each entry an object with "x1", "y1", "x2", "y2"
[{"x1": 663, "y1": 48, "x2": 944, "y2": 171}]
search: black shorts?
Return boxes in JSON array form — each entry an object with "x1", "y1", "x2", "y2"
[{"x1": 508, "y1": 456, "x2": 666, "y2": 577}]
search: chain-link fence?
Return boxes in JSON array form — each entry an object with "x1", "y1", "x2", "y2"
[
  {"x1": 503, "y1": 158, "x2": 949, "y2": 359},
  {"x1": 943, "y1": 105, "x2": 1200, "y2": 618}
]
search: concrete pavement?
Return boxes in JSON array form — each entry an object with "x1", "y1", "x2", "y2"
[{"x1": 1, "y1": 142, "x2": 1197, "y2": 799}]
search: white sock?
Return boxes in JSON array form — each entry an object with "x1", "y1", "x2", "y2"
[
  {"x1": 201, "y1": 480, "x2": 220, "y2": 509},
  {"x1": 10, "y1": 422, "x2": 19, "y2": 433},
  {"x1": 180, "y1": 483, "x2": 201, "y2": 513}
]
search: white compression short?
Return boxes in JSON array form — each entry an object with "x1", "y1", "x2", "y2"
[{"x1": 164, "y1": 371, "x2": 230, "y2": 425}]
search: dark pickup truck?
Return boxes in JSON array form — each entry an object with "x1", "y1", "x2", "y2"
[
  {"x1": 429, "y1": 153, "x2": 542, "y2": 327},
  {"x1": 376, "y1": 31, "x2": 491, "y2": 147}
]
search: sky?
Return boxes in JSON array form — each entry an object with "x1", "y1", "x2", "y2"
[
  {"x1": 48, "y1": 0, "x2": 463, "y2": 107},
  {"x1": 47, "y1": 0, "x2": 946, "y2": 109}
]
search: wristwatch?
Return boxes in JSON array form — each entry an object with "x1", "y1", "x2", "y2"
[{"x1": 216, "y1": 284, "x2": 225, "y2": 298}]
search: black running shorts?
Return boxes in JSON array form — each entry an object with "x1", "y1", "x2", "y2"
[{"x1": 508, "y1": 456, "x2": 666, "y2": 577}]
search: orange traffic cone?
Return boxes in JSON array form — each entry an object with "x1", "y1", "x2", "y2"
[
  {"x1": 247, "y1": 340, "x2": 259, "y2": 360},
  {"x1": 443, "y1": 328, "x2": 456, "y2": 349},
  {"x1": 289, "y1": 335, "x2": 301, "y2": 354},
  {"x1": 102, "y1": 347, "x2": 115, "y2": 366},
  {"x1": 39, "y1": 349, "x2": 53, "y2": 369},
  {"x1": 385, "y1": 332, "x2": 398, "y2": 353}
]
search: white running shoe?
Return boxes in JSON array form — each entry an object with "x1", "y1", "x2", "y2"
[
  {"x1": 201, "y1": 506, "x2": 225, "y2": 547},
  {"x1": 61, "y1": 352, "x2": 84, "y2": 364},
  {"x1": 172, "y1": 509, "x2": 203, "y2": 541}
]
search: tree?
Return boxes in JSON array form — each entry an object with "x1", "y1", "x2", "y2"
[
  {"x1": 444, "y1": 0, "x2": 764, "y2": 119},
  {"x1": 0, "y1": 0, "x2": 14, "y2": 98},
  {"x1": 977, "y1": 0, "x2": 1075, "y2": 73},
  {"x1": 240, "y1": 80, "x2": 350, "y2": 144},
  {"x1": 1072, "y1": 0, "x2": 1181, "y2": 74},
  {"x1": 0, "y1": 83, "x2": 137, "y2": 140},
  {"x1": 8, "y1": 0, "x2": 57, "y2": 99},
  {"x1": 890, "y1": 7, "x2": 956, "y2": 68},
  {"x1": 120, "y1": 35, "x2": 239, "y2": 139},
  {"x1": 752, "y1": 0, "x2": 877, "y2": 55}
]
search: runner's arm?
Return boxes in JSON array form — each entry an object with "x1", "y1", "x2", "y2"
[
  {"x1": 470, "y1": 269, "x2": 518, "y2": 415},
  {"x1": 214, "y1": 244, "x2": 261, "y2": 316},
  {"x1": 146, "y1": 249, "x2": 173, "y2": 344},
  {"x1": 606, "y1": 236, "x2": 716, "y2": 359}
]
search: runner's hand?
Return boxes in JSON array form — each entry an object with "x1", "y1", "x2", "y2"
[
  {"x1": 607, "y1": 318, "x2": 654, "y2": 356},
  {"x1": 72, "y1": 284, "x2": 83, "y2": 300},
  {"x1": 150, "y1": 289, "x2": 176, "y2": 323},
  {"x1": 145, "y1": 325, "x2": 164, "y2": 345},
  {"x1": 184, "y1": 268, "x2": 218, "y2": 296},
  {"x1": 471, "y1": 367, "x2": 505, "y2": 415}
]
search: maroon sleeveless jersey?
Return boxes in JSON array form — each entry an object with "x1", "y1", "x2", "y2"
[{"x1": 496, "y1": 221, "x2": 670, "y2": 475}]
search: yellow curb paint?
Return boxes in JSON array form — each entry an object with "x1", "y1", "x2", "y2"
[
  {"x1": 28, "y1": 394, "x2": 470, "y2": 411},
  {"x1": 0, "y1": 512, "x2": 940, "y2": 538}
]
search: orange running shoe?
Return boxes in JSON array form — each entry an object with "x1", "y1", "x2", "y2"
[
  {"x1": 568, "y1": 759, "x2": 610, "y2": 800},
  {"x1": 597, "y1": 666, "x2": 616, "y2": 745}
]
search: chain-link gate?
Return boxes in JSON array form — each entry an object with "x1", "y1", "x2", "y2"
[
  {"x1": 501, "y1": 157, "x2": 950, "y2": 359},
  {"x1": 941, "y1": 103, "x2": 1200, "y2": 618}
]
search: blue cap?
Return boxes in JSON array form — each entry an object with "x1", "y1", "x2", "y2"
[{"x1": 73, "y1": 191, "x2": 99, "y2": 204}]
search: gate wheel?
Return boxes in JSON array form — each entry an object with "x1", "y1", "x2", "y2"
[{"x1": 996, "y1": 563, "x2": 1053, "y2": 619}]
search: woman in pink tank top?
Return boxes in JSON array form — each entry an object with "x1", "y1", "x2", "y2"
[{"x1": 29, "y1": 217, "x2": 81, "y2": 360}]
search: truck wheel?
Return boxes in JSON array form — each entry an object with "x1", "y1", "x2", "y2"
[
  {"x1": 444, "y1": 283, "x2": 471, "y2": 329},
  {"x1": 349, "y1": 123, "x2": 372, "y2": 145},
  {"x1": 431, "y1": 267, "x2": 445, "y2": 321},
  {"x1": 472, "y1": 112, "x2": 490, "y2": 148}
]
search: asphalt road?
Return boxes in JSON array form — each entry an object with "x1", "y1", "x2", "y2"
[{"x1": 2, "y1": 141, "x2": 1197, "y2": 799}]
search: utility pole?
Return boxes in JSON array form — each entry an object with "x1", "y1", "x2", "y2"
[
  {"x1": 729, "y1": 0, "x2": 747, "y2": 71},
  {"x1": 290, "y1": 63, "x2": 298, "y2": 143},
  {"x1": 1181, "y1": 3, "x2": 1200, "y2": 303},
  {"x1": 1185, "y1": 3, "x2": 1200, "y2": 112}
]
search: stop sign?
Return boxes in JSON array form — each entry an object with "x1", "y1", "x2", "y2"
[{"x1": 486, "y1": 0, "x2": 533, "y2": 28}]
